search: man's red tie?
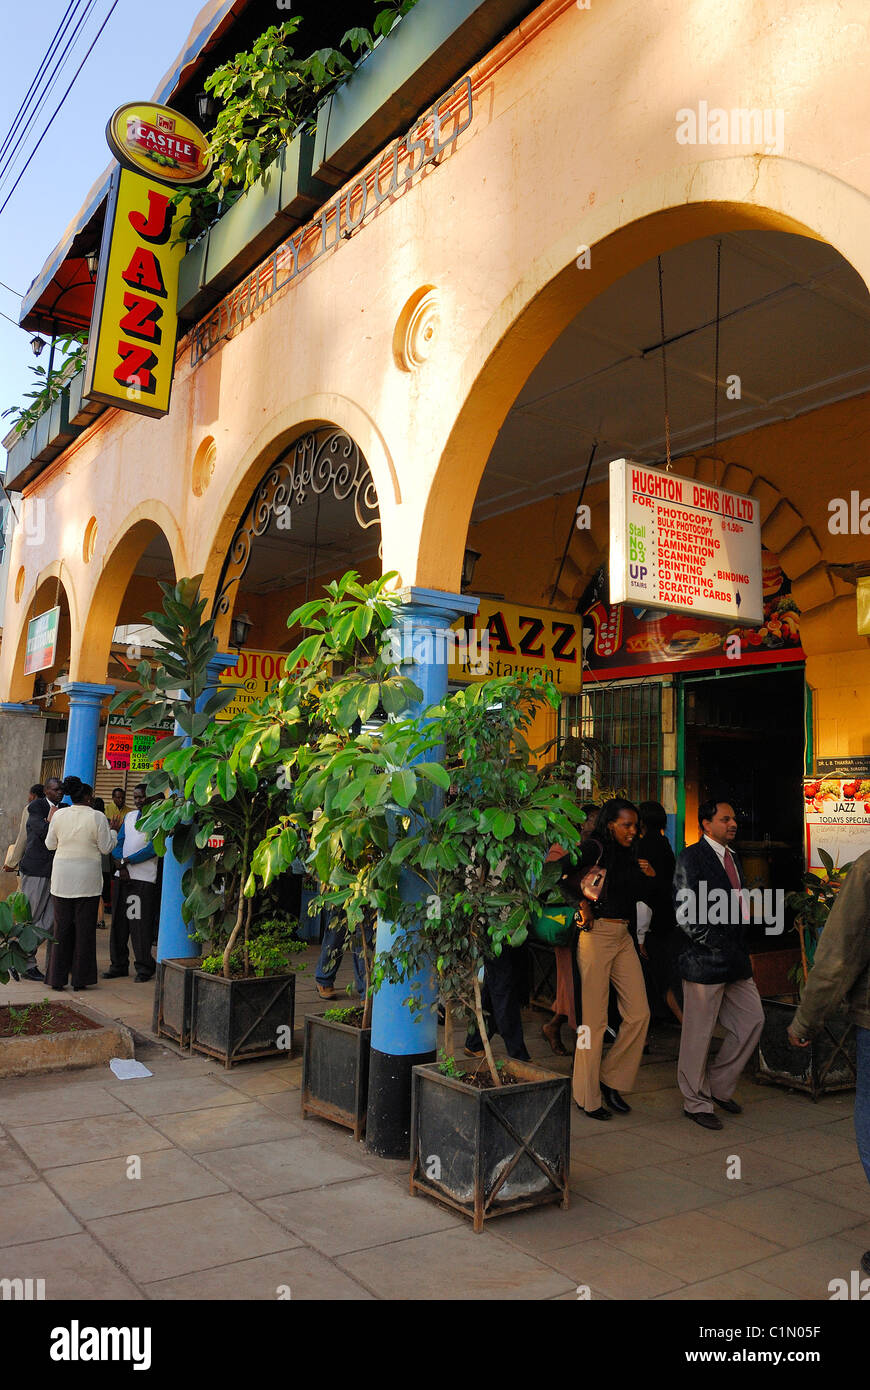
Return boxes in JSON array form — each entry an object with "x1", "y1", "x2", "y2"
[{"x1": 724, "y1": 849, "x2": 747, "y2": 920}]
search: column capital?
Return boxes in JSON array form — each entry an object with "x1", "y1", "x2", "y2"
[
  {"x1": 59, "y1": 682, "x2": 115, "y2": 706},
  {"x1": 396, "y1": 587, "x2": 479, "y2": 625}
]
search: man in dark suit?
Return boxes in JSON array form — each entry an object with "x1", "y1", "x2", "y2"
[{"x1": 673, "y1": 799, "x2": 764, "y2": 1130}]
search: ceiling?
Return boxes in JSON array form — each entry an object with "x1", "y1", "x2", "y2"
[
  {"x1": 129, "y1": 227, "x2": 870, "y2": 597},
  {"x1": 473, "y1": 228, "x2": 870, "y2": 521}
]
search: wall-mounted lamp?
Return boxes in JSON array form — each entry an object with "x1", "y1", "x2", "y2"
[
  {"x1": 195, "y1": 91, "x2": 216, "y2": 125},
  {"x1": 461, "y1": 547, "x2": 482, "y2": 592},
  {"x1": 230, "y1": 612, "x2": 253, "y2": 650}
]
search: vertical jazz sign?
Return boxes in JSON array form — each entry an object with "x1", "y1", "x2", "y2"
[{"x1": 83, "y1": 103, "x2": 211, "y2": 418}]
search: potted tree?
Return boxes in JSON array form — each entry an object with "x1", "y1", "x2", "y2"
[
  {"x1": 373, "y1": 675, "x2": 586, "y2": 1232},
  {"x1": 0, "y1": 891, "x2": 51, "y2": 983},
  {"x1": 238, "y1": 571, "x2": 436, "y2": 1133},
  {"x1": 110, "y1": 577, "x2": 305, "y2": 1063},
  {"x1": 756, "y1": 848, "x2": 858, "y2": 1099}
]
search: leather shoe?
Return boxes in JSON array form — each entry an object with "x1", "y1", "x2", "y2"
[
  {"x1": 24, "y1": 966, "x2": 45, "y2": 981},
  {"x1": 134, "y1": 972, "x2": 154, "y2": 983},
  {"x1": 582, "y1": 1106, "x2": 613, "y2": 1120},
  {"x1": 102, "y1": 969, "x2": 128, "y2": 979},
  {"x1": 684, "y1": 1109, "x2": 723, "y2": 1130},
  {"x1": 861, "y1": 1250, "x2": 870, "y2": 1278},
  {"x1": 315, "y1": 984, "x2": 337, "y2": 1000},
  {"x1": 600, "y1": 1083, "x2": 631, "y2": 1113},
  {"x1": 713, "y1": 1095, "x2": 742, "y2": 1114}
]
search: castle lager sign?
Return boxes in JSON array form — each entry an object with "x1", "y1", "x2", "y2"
[
  {"x1": 84, "y1": 104, "x2": 209, "y2": 418},
  {"x1": 609, "y1": 458, "x2": 764, "y2": 624}
]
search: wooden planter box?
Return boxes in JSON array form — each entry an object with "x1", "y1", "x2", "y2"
[
  {"x1": 750, "y1": 948, "x2": 801, "y2": 1001},
  {"x1": 301, "y1": 1013, "x2": 371, "y2": 1140},
  {"x1": 151, "y1": 956, "x2": 202, "y2": 1048},
  {"x1": 410, "y1": 1059, "x2": 571, "y2": 1233},
  {"x1": 190, "y1": 969, "x2": 296, "y2": 1067},
  {"x1": 756, "y1": 998, "x2": 857, "y2": 1100}
]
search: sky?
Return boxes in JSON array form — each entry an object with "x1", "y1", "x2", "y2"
[{"x1": 0, "y1": 0, "x2": 208, "y2": 449}]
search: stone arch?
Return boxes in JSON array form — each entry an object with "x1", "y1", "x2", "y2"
[
  {"x1": 198, "y1": 396, "x2": 393, "y2": 644},
  {"x1": 74, "y1": 504, "x2": 187, "y2": 684},
  {"x1": 414, "y1": 155, "x2": 870, "y2": 595},
  {"x1": 7, "y1": 565, "x2": 76, "y2": 703}
]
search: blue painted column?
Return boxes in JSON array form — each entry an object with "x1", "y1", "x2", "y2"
[
  {"x1": 61, "y1": 682, "x2": 115, "y2": 784},
  {"x1": 366, "y1": 587, "x2": 479, "y2": 1158},
  {"x1": 156, "y1": 652, "x2": 238, "y2": 962}
]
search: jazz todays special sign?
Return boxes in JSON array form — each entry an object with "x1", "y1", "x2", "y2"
[
  {"x1": 83, "y1": 103, "x2": 210, "y2": 418},
  {"x1": 609, "y1": 459, "x2": 764, "y2": 625}
]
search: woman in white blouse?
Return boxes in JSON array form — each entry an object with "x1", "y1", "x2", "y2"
[{"x1": 46, "y1": 776, "x2": 117, "y2": 990}]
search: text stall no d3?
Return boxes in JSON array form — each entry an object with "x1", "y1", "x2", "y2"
[
  {"x1": 609, "y1": 458, "x2": 764, "y2": 626},
  {"x1": 83, "y1": 103, "x2": 211, "y2": 419}
]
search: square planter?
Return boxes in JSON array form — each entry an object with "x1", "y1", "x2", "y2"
[
  {"x1": 410, "y1": 1058, "x2": 571, "y2": 1233},
  {"x1": 151, "y1": 956, "x2": 202, "y2": 1048},
  {"x1": 190, "y1": 969, "x2": 296, "y2": 1067},
  {"x1": 756, "y1": 998, "x2": 857, "y2": 1100},
  {"x1": 302, "y1": 1013, "x2": 371, "y2": 1140}
]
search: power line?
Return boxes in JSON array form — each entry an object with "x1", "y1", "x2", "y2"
[
  {"x1": 0, "y1": 279, "x2": 23, "y2": 297},
  {"x1": 0, "y1": 0, "x2": 101, "y2": 200},
  {"x1": 0, "y1": 0, "x2": 87, "y2": 169},
  {"x1": 0, "y1": 0, "x2": 120, "y2": 224}
]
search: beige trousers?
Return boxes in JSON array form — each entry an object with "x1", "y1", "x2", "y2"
[
  {"x1": 678, "y1": 977, "x2": 765, "y2": 1113},
  {"x1": 572, "y1": 917, "x2": 650, "y2": 1111}
]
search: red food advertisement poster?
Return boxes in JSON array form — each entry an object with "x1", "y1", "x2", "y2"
[
  {"x1": 803, "y1": 775, "x2": 870, "y2": 870},
  {"x1": 583, "y1": 551, "x2": 804, "y2": 680}
]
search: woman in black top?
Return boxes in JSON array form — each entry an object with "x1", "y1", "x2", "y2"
[{"x1": 561, "y1": 798, "x2": 656, "y2": 1119}]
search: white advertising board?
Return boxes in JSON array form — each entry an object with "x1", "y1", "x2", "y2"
[
  {"x1": 804, "y1": 774, "x2": 870, "y2": 871},
  {"x1": 609, "y1": 459, "x2": 764, "y2": 624}
]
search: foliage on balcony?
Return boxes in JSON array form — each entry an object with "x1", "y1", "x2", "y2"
[
  {"x1": 177, "y1": 0, "x2": 420, "y2": 241},
  {"x1": 2, "y1": 333, "x2": 88, "y2": 437}
]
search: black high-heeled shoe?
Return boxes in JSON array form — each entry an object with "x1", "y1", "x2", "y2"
[{"x1": 579, "y1": 1105, "x2": 612, "y2": 1120}]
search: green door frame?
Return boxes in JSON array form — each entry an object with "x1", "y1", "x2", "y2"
[{"x1": 674, "y1": 661, "x2": 806, "y2": 849}]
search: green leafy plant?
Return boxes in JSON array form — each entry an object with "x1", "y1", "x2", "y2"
[
  {"x1": 176, "y1": 3, "x2": 421, "y2": 240},
  {"x1": 3, "y1": 332, "x2": 88, "y2": 436},
  {"x1": 785, "y1": 846, "x2": 853, "y2": 990},
  {"x1": 323, "y1": 1004, "x2": 366, "y2": 1025},
  {"x1": 0, "y1": 891, "x2": 52, "y2": 984}
]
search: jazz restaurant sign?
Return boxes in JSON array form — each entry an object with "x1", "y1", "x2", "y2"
[
  {"x1": 83, "y1": 104, "x2": 210, "y2": 418},
  {"x1": 609, "y1": 459, "x2": 764, "y2": 624},
  {"x1": 444, "y1": 600, "x2": 583, "y2": 692}
]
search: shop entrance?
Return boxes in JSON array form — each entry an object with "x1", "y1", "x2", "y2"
[{"x1": 678, "y1": 665, "x2": 807, "y2": 902}]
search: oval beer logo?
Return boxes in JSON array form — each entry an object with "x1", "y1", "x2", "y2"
[{"x1": 106, "y1": 102, "x2": 211, "y2": 186}]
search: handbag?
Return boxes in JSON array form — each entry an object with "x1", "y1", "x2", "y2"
[
  {"x1": 529, "y1": 903, "x2": 576, "y2": 948},
  {"x1": 579, "y1": 837, "x2": 607, "y2": 902}
]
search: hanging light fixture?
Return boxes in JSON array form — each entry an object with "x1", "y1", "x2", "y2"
[
  {"x1": 195, "y1": 91, "x2": 216, "y2": 125},
  {"x1": 30, "y1": 334, "x2": 46, "y2": 358},
  {"x1": 85, "y1": 249, "x2": 99, "y2": 277},
  {"x1": 230, "y1": 611, "x2": 253, "y2": 650},
  {"x1": 461, "y1": 547, "x2": 482, "y2": 591}
]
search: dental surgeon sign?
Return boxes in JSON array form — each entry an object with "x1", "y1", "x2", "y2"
[
  {"x1": 609, "y1": 458, "x2": 763, "y2": 624},
  {"x1": 84, "y1": 104, "x2": 210, "y2": 419}
]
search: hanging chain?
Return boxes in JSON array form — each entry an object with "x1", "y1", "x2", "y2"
[
  {"x1": 712, "y1": 239, "x2": 722, "y2": 486},
  {"x1": 657, "y1": 256, "x2": 672, "y2": 472}
]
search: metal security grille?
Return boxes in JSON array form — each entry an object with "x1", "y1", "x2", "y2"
[{"x1": 560, "y1": 682, "x2": 662, "y2": 803}]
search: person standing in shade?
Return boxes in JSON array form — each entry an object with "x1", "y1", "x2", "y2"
[
  {"x1": 108, "y1": 786, "x2": 128, "y2": 831},
  {"x1": 89, "y1": 794, "x2": 114, "y2": 928},
  {"x1": 104, "y1": 784, "x2": 159, "y2": 983},
  {"x1": 563, "y1": 798, "x2": 655, "y2": 1119},
  {"x1": 788, "y1": 847, "x2": 870, "y2": 1280},
  {"x1": 45, "y1": 776, "x2": 116, "y2": 991},
  {"x1": 3, "y1": 783, "x2": 53, "y2": 981},
  {"x1": 673, "y1": 799, "x2": 764, "y2": 1130},
  {"x1": 637, "y1": 800, "x2": 682, "y2": 1025}
]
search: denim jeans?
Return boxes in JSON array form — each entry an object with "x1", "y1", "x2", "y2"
[
  {"x1": 856, "y1": 1026, "x2": 870, "y2": 1184},
  {"x1": 315, "y1": 916, "x2": 371, "y2": 995}
]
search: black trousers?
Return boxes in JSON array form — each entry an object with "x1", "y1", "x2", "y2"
[
  {"x1": 465, "y1": 947, "x2": 530, "y2": 1060},
  {"x1": 48, "y1": 896, "x2": 99, "y2": 988},
  {"x1": 109, "y1": 879, "x2": 158, "y2": 976}
]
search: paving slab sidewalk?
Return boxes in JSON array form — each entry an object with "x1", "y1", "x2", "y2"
[{"x1": 0, "y1": 938, "x2": 866, "y2": 1300}]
